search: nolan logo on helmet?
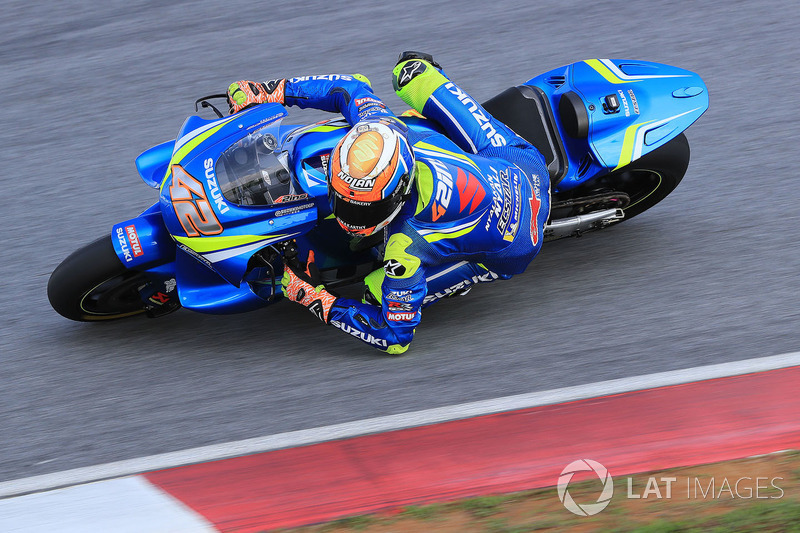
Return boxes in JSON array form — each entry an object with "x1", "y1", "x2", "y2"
[{"x1": 337, "y1": 171, "x2": 377, "y2": 192}]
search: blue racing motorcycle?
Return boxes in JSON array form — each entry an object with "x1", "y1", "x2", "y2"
[{"x1": 48, "y1": 58, "x2": 708, "y2": 321}]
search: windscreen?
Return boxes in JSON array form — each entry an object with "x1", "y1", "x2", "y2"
[{"x1": 214, "y1": 124, "x2": 297, "y2": 206}]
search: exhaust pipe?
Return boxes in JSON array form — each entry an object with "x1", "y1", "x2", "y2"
[{"x1": 544, "y1": 208, "x2": 625, "y2": 241}]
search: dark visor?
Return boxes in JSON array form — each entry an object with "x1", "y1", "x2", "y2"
[{"x1": 329, "y1": 188, "x2": 405, "y2": 230}]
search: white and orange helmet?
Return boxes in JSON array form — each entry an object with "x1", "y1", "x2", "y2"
[{"x1": 328, "y1": 119, "x2": 414, "y2": 236}]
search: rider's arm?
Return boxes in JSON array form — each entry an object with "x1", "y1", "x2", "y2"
[
  {"x1": 326, "y1": 232, "x2": 426, "y2": 354},
  {"x1": 283, "y1": 74, "x2": 396, "y2": 125},
  {"x1": 392, "y1": 59, "x2": 526, "y2": 153}
]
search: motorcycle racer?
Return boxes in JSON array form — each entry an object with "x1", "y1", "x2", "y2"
[{"x1": 227, "y1": 52, "x2": 550, "y2": 354}]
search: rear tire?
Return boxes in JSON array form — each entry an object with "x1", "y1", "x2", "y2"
[
  {"x1": 48, "y1": 236, "x2": 150, "y2": 321},
  {"x1": 595, "y1": 132, "x2": 689, "y2": 220},
  {"x1": 552, "y1": 133, "x2": 690, "y2": 221}
]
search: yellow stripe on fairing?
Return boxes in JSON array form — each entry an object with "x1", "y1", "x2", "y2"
[
  {"x1": 160, "y1": 116, "x2": 238, "y2": 188},
  {"x1": 614, "y1": 120, "x2": 653, "y2": 170},
  {"x1": 174, "y1": 234, "x2": 283, "y2": 253},
  {"x1": 306, "y1": 124, "x2": 348, "y2": 134},
  {"x1": 585, "y1": 59, "x2": 633, "y2": 85}
]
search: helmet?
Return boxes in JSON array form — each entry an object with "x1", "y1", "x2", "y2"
[{"x1": 328, "y1": 119, "x2": 414, "y2": 236}]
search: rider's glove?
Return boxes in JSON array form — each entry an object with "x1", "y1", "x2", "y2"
[
  {"x1": 281, "y1": 249, "x2": 338, "y2": 323},
  {"x1": 227, "y1": 79, "x2": 286, "y2": 114}
]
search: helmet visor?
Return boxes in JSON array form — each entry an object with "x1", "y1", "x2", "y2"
[{"x1": 329, "y1": 184, "x2": 406, "y2": 234}]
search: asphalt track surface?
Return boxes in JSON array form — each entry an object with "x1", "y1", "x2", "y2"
[{"x1": 1, "y1": 0, "x2": 798, "y2": 483}]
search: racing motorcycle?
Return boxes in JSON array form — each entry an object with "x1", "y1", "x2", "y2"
[{"x1": 48, "y1": 58, "x2": 708, "y2": 321}]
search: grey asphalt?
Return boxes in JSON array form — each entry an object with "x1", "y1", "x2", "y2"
[{"x1": 1, "y1": 0, "x2": 799, "y2": 483}]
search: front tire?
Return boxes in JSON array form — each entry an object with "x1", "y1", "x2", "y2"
[{"x1": 48, "y1": 236, "x2": 150, "y2": 321}]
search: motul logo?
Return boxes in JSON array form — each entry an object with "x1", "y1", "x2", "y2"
[
  {"x1": 387, "y1": 311, "x2": 416, "y2": 322},
  {"x1": 125, "y1": 225, "x2": 143, "y2": 257}
]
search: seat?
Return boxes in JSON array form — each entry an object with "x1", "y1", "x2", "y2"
[{"x1": 482, "y1": 85, "x2": 568, "y2": 185}]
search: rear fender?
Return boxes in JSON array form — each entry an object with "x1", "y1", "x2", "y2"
[{"x1": 111, "y1": 204, "x2": 176, "y2": 269}]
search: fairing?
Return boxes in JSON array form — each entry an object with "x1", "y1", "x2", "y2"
[
  {"x1": 526, "y1": 58, "x2": 708, "y2": 191},
  {"x1": 158, "y1": 105, "x2": 317, "y2": 289}
]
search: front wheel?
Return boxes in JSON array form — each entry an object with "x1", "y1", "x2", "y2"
[{"x1": 48, "y1": 236, "x2": 160, "y2": 321}]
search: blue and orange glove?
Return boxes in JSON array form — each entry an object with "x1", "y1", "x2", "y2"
[
  {"x1": 227, "y1": 79, "x2": 286, "y2": 114},
  {"x1": 281, "y1": 248, "x2": 338, "y2": 323}
]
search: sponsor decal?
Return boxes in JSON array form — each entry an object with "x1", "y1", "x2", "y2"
[
  {"x1": 617, "y1": 89, "x2": 631, "y2": 117},
  {"x1": 529, "y1": 192, "x2": 542, "y2": 245},
  {"x1": 275, "y1": 193, "x2": 310, "y2": 204},
  {"x1": 177, "y1": 243, "x2": 215, "y2": 271},
  {"x1": 275, "y1": 202, "x2": 315, "y2": 217},
  {"x1": 204, "y1": 158, "x2": 229, "y2": 214},
  {"x1": 246, "y1": 113, "x2": 285, "y2": 132},
  {"x1": 444, "y1": 82, "x2": 507, "y2": 147},
  {"x1": 150, "y1": 292, "x2": 170, "y2": 304},
  {"x1": 423, "y1": 271, "x2": 500, "y2": 304},
  {"x1": 320, "y1": 154, "x2": 330, "y2": 176},
  {"x1": 387, "y1": 301, "x2": 414, "y2": 311},
  {"x1": 125, "y1": 225, "x2": 143, "y2": 258},
  {"x1": 485, "y1": 167, "x2": 522, "y2": 241},
  {"x1": 627, "y1": 89, "x2": 640, "y2": 115},
  {"x1": 384, "y1": 259, "x2": 406, "y2": 277},
  {"x1": 355, "y1": 96, "x2": 383, "y2": 107},
  {"x1": 386, "y1": 311, "x2": 416, "y2": 322},
  {"x1": 330, "y1": 320, "x2": 388, "y2": 348},
  {"x1": 358, "y1": 104, "x2": 388, "y2": 119},
  {"x1": 164, "y1": 278, "x2": 177, "y2": 292},
  {"x1": 290, "y1": 75, "x2": 354, "y2": 83},
  {"x1": 337, "y1": 172, "x2": 376, "y2": 192},
  {"x1": 529, "y1": 174, "x2": 543, "y2": 246},
  {"x1": 386, "y1": 290, "x2": 414, "y2": 301},
  {"x1": 428, "y1": 159, "x2": 454, "y2": 221},
  {"x1": 116, "y1": 226, "x2": 133, "y2": 263},
  {"x1": 397, "y1": 61, "x2": 426, "y2": 88},
  {"x1": 456, "y1": 168, "x2": 486, "y2": 215}
]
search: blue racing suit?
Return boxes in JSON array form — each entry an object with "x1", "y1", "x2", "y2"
[{"x1": 280, "y1": 60, "x2": 550, "y2": 354}]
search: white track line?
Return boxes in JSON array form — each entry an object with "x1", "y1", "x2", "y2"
[
  {"x1": 2, "y1": 351, "x2": 799, "y2": 499},
  {"x1": 0, "y1": 477, "x2": 216, "y2": 532}
]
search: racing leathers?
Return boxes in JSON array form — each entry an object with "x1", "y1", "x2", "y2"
[{"x1": 275, "y1": 60, "x2": 550, "y2": 354}]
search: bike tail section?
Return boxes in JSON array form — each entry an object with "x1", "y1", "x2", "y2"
[{"x1": 508, "y1": 59, "x2": 708, "y2": 192}]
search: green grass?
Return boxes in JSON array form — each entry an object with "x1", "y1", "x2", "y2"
[
  {"x1": 400, "y1": 503, "x2": 447, "y2": 521},
  {"x1": 457, "y1": 494, "x2": 516, "y2": 518},
  {"x1": 319, "y1": 514, "x2": 376, "y2": 531}
]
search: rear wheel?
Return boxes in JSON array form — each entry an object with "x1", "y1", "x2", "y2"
[
  {"x1": 48, "y1": 236, "x2": 152, "y2": 321},
  {"x1": 552, "y1": 133, "x2": 690, "y2": 221}
]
